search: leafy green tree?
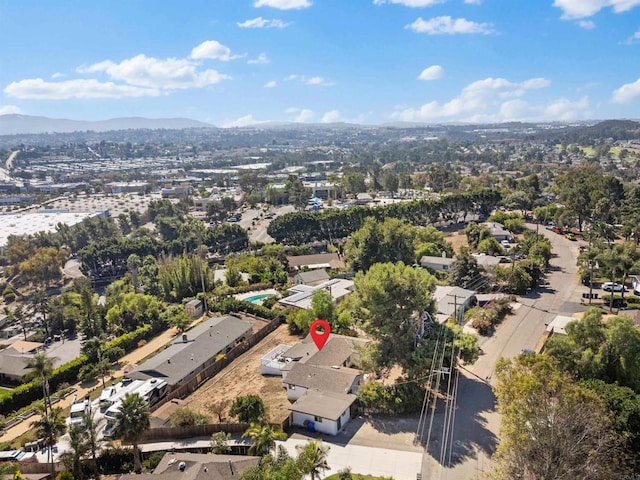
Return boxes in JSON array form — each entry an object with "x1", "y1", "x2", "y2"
[
  {"x1": 114, "y1": 393, "x2": 151, "y2": 474},
  {"x1": 295, "y1": 441, "x2": 330, "y2": 480},
  {"x1": 493, "y1": 354, "x2": 625, "y2": 480},
  {"x1": 169, "y1": 408, "x2": 210, "y2": 427},
  {"x1": 161, "y1": 304, "x2": 192, "y2": 333},
  {"x1": 243, "y1": 423, "x2": 286, "y2": 456},
  {"x1": 477, "y1": 237, "x2": 504, "y2": 256},
  {"x1": 105, "y1": 292, "x2": 164, "y2": 333},
  {"x1": 350, "y1": 262, "x2": 437, "y2": 376},
  {"x1": 210, "y1": 432, "x2": 232, "y2": 454},
  {"x1": 464, "y1": 222, "x2": 492, "y2": 250},
  {"x1": 230, "y1": 395, "x2": 266, "y2": 424},
  {"x1": 448, "y1": 247, "x2": 484, "y2": 289},
  {"x1": 310, "y1": 289, "x2": 336, "y2": 325},
  {"x1": 284, "y1": 175, "x2": 311, "y2": 210},
  {"x1": 19, "y1": 247, "x2": 67, "y2": 288}
]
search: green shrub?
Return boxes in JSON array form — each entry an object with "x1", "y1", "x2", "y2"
[
  {"x1": 97, "y1": 447, "x2": 134, "y2": 474},
  {"x1": 2, "y1": 285, "x2": 16, "y2": 303}
]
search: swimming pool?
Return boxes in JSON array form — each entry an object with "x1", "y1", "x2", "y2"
[{"x1": 244, "y1": 293, "x2": 276, "y2": 304}]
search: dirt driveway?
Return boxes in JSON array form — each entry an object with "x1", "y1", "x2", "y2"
[{"x1": 181, "y1": 323, "x2": 300, "y2": 425}]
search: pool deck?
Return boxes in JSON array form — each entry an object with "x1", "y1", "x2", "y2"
[{"x1": 234, "y1": 288, "x2": 280, "y2": 302}]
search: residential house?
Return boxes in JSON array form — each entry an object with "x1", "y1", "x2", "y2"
[
  {"x1": 482, "y1": 222, "x2": 511, "y2": 242},
  {"x1": 128, "y1": 316, "x2": 252, "y2": 393},
  {"x1": 293, "y1": 269, "x2": 330, "y2": 287},
  {"x1": 433, "y1": 286, "x2": 477, "y2": 323},
  {"x1": 278, "y1": 278, "x2": 354, "y2": 310},
  {"x1": 286, "y1": 253, "x2": 345, "y2": 271},
  {"x1": 119, "y1": 452, "x2": 260, "y2": 480},
  {"x1": 184, "y1": 299, "x2": 203, "y2": 319},
  {"x1": 289, "y1": 390, "x2": 357, "y2": 436},
  {"x1": 472, "y1": 254, "x2": 502, "y2": 271},
  {"x1": 0, "y1": 341, "x2": 44, "y2": 384},
  {"x1": 282, "y1": 363, "x2": 362, "y2": 401},
  {"x1": 546, "y1": 315, "x2": 576, "y2": 335},
  {"x1": 420, "y1": 255, "x2": 455, "y2": 272}
]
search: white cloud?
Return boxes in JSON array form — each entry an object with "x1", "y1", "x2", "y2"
[
  {"x1": 237, "y1": 17, "x2": 290, "y2": 28},
  {"x1": 391, "y1": 76, "x2": 552, "y2": 121},
  {"x1": 4, "y1": 78, "x2": 161, "y2": 99},
  {"x1": 51, "y1": 72, "x2": 64, "y2": 79},
  {"x1": 293, "y1": 108, "x2": 314, "y2": 122},
  {"x1": 553, "y1": 0, "x2": 640, "y2": 19},
  {"x1": 373, "y1": 0, "x2": 444, "y2": 6},
  {"x1": 0, "y1": 105, "x2": 22, "y2": 115},
  {"x1": 578, "y1": 20, "x2": 596, "y2": 29},
  {"x1": 418, "y1": 65, "x2": 444, "y2": 80},
  {"x1": 285, "y1": 74, "x2": 299, "y2": 81},
  {"x1": 623, "y1": 29, "x2": 640, "y2": 44},
  {"x1": 304, "y1": 76, "x2": 334, "y2": 86},
  {"x1": 81, "y1": 54, "x2": 230, "y2": 89},
  {"x1": 321, "y1": 110, "x2": 342, "y2": 123},
  {"x1": 407, "y1": 16, "x2": 495, "y2": 34},
  {"x1": 248, "y1": 53, "x2": 269, "y2": 65},
  {"x1": 190, "y1": 40, "x2": 243, "y2": 61},
  {"x1": 223, "y1": 114, "x2": 264, "y2": 128},
  {"x1": 612, "y1": 77, "x2": 640, "y2": 103},
  {"x1": 464, "y1": 0, "x2": 483, "y2": 4},
  {"x1": 264, "y1": 80, "x2": 278, "y2": 88},
  {"x1": 254, "y1": 0, "x2": 312, "y2": 9}
]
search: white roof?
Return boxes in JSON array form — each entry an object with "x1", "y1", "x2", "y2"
[
  {"x1": 0, "y1": 211, "x2": 105, "y2": 248},
  {"x1": 279, "y1": 278, "x2": 354, "y2": 310},
  {"x1": 546, "y1": 315, "x2": 576, "y2": 335}
]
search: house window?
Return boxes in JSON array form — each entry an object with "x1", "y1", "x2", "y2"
[
  {"x1": 443, "y1": 266, "x2": 448, "y2": 271},
  {"x1": 314, "y1": 416, "x2": 323, "y2": 423}
]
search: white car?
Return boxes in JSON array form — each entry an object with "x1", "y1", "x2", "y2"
[
  {"x1": 602, "y1": 282, "x2": 625, "y2": 292},
  {"x1": 501, "y1": 240, "x2": 511, "y2": 248}
]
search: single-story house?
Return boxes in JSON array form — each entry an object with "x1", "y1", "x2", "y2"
[
  {"x1": 286, "y1": 253, "x2": 345, "y2": 271},
  {"x1": 290, "y1": 390, "x2": 357, "y2": 436},
  {"x1": 472, "y1": 254, "x2": 502, "y2": 270},
  {"x1": 128, "y1": 315, "x2": 252, "y2": 392},
  {"x1": 433, "y1": 286, "x2": 477, "y2": 323},
  {"x1": 294, "y1": 269, "x2": 330, "y2": 287},
  {"x1": 278, "y1": 278, "x2": 354, "y2": 310},
  {"x1": 119, "y1": 452, "x2": 260, "y2": 480},
  {"x1": 482, "y1": 222, "x2": 511, "y2": 242},
  {"x1": 184, "y1": 299, "x2": 203, "y2": 319},
  {"x1": 420, "y1": 255, "x2": 455, "y2": 272},
  {"x1": 283, "y1": 362, "x2": 362, "y2": 401},
  {"x1": 0, "y1": 341, "x2": 44, "y2": 384},
  {"x1": 213, "y1": 269, "x2": 250, "y2": 285}
]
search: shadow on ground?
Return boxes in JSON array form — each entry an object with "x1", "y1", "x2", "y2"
[{"x1": 417, "y1": 374, "x2": 498, "y2": 468}]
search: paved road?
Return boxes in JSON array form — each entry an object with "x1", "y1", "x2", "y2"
[
  {"x1": 421, "y1": 226, "x2": 585, "y2": 480},
  {"x1": 249, "y1": 205, "x2": 294, "y2": 244}
]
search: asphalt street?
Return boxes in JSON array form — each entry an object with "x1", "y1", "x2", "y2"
[{"x1": 421, "y1": 225, "x2": 585, "y2": 480}]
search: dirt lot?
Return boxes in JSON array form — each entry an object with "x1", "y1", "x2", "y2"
[
  {"x1": 445, "y1": 230, "x2": 468, "y2": 254},
  {"x1": 180, "y1": 323, "x2": 301, "y2": 425}
]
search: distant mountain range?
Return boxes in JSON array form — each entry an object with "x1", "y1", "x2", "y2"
[{"x1": 0, "y1": 114, "x2": 215, "y2": 135}]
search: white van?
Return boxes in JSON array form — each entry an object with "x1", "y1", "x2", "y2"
[{"x1": 99, "y1": 386, "x2": 117, "y2": 410}]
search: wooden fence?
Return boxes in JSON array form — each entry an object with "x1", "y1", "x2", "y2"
[
  {"x1": 137, "y1": 422, "x2": 250, "y2": 442},
  {"x1": 151, "y1": 316, "x2": 281, "y2": 411}
]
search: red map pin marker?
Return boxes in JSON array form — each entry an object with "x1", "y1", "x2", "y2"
[{"x1": 310, "y1": 319, "x2": 331, "y2": 351}]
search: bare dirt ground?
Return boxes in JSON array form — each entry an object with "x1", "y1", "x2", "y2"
[
  {"x1": 180, "y1": 323, "x2": 301, "y2": 425},
  {"x1": 445, "y1": 230, "x2": 468, "y2": 254}
]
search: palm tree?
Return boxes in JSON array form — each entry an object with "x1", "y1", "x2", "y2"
[
  {"x1": 578, "y1": 247, "x2": 600, "y2": 305},
  {"x1": 29, "y1": 291, "x2": 51, "y2": 340},
  {"x1": 66, "y1": 423, "x2": 89, "y2": 480},
  {"x1": 295, "y1": 440, "x2": 330, "y2": 480},
  {"x1": 243, "y1": 423, "x2": 286, "y2": 456},
  {"x1": 27, "y1": 352, "x2": 54, "y2": 414},
  {"x1": 80, "y1": 408, "x2": 102, "y2": 478},
  {"x1": 31, "y1": 406, "x2": 66, "y2": 475},
  {"x1": 114, "y1": 393, "x2": 151, "y2": 474}
]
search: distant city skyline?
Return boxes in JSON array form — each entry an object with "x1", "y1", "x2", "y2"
[{"x1": 1, "y1": 0, "x2": 640, "y2": 127}]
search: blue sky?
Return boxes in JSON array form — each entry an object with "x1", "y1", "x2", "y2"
[{"x1": 1, "y1": 0, "x2": 640, "y2": 126}]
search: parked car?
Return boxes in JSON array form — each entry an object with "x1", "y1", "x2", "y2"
[
  {"x1": 501, "y1": 240, "x2": 511, "y2": 248},
  {"x1": 565, "y1": 233, "x2": 577, "y2": 241},
  {"x1": 602, "y1": 282, "x2": 625, "y2": 292}
]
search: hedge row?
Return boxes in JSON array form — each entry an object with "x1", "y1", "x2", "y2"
[{"x1": 102, "y1": 324, "x2": 153, "y2": 354}]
